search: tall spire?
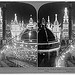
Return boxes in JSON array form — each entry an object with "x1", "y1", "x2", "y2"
[
  {"x1": 62, "y1": 7, "x2": 69, "y2": 39},
  {"x1": 55, "y1": 14, "x2": 57, "y2": 21},
  {"x1": 14, "y1": 13, "x2": 18, "y2": 23},
  {"x1": 64, "y1": 7, "x2": 68, "y2": 16},
  {"x1": 47, "y1": 16, "x2": 51, "y2": 30},
  {"x1": 63, "y1": 7, "x2": 68, "y2": 23},
  {"x1": 48, "y1": 16, "x2": 50, "y2": 23},
  {"x1": 54, "y1": 14, "x2": 59, "y2": 25}
]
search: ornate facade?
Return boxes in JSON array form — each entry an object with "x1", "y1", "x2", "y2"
[
  {"x1": 47, "y1": 14, "x2": 61, "y2": 42},
  {"x1": 52, "y1": 14, "x2": 61, "y2": 42},
  {"x1": 10, "y1": 14, "x2": 24, "y2": 41}
]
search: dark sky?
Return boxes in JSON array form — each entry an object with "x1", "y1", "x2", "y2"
[
  {"x1": 38, "y1": 2, "x2": 75, "y2": 25},
  {"x1": 1, "y1": 2, "x2": 75, "y2": 25},
  {"x1": 72, "y1": 3, "x2": 75, "y2": 24},
  {"x1": 4, "y1": 2, "x2": 37, "y2": 24}
]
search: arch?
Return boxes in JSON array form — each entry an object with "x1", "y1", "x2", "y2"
[{"x1": 24, "y1": 1, "x2": 50, "y2": 12}]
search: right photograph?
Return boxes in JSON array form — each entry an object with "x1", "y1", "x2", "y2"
[{"x1": 38, "y1": 2, "x2": 75, "y2": 67}]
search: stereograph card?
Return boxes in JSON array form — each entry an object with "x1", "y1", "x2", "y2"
[{"x1": 0, "y1": 1, "x2": 74, "y2": 73}]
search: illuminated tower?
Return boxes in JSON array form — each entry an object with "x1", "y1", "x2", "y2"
[
  {"x1": 47, "y1": 16, "x2": 52, "y2": 30},
  {"x1": 11, "y1": 14, "x2": 22, "y2": 41},
  {"x1": 62, "y1": 7, "x2": 69, "y2": 39},
  {"x1": 52, "y1": 14, "x2": 61, "y2": 42},
  {"x1": 14, "y1": 14, "x2": 18, "y2": 24},
  {"x1": 0, "y1": 7, "x2": 3, "y2": 41}
]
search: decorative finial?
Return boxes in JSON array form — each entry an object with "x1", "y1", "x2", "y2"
[
  {"x1": 14, "y1": 13, "x2": 17, "y2": 22},
  {"x1": 29, "y1": 14, "x2": 33, "y2": 23},
  {"x1": 55, "y1": 14, "x2": 57, "y2": 21},
  {"x1": 30, "y1": 15, "x2": 32, "y2": 18},
  {"x1": 48, "y1": 16, "x2": 50, "y2": 22},
  {"x1": 64, "y1": 7, "x2": 68, "y2": 15}
]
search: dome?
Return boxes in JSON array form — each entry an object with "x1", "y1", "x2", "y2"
[
  {"x1": 38, "y1": 24, "x2": 57, "y2": 50},
  {"x1": 21, "y1": 29, "x2": 37, "y2": 43},
  {"x1": 38, "y1": 25, "x2": 55, "y2": 43}
]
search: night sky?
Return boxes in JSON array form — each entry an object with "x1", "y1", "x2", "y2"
[
  {"x1": 3, "y1": 2, "x2": 37, "y2": 24},
  {"x1": 0, "y1": 2, "x2": 75, "y2": 25},
  {"x1": 38, "y1": 2, "x2": 75, "y2": 25}
]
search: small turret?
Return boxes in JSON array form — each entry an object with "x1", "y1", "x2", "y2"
[
  {"x1": 47, "y1": 16, "x2": 52, "y2": 30},
  {"x1": 48, "y1": 16, "x2": 50, "y2": 23},
  {"x1": 14, "y1": 14, "x2": 18, "y2": 24},
  {"x1": 55, "y1": 14, "x2": 57, "y2": 21},
  {"x1": 54, "y1": 14, "x2": 59, "y2": 25}
]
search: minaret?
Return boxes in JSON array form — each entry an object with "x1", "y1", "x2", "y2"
[
  {"x1": 62, "y1": 7, "x2": 69, "y2": 39},
  {"x1": 55, "y1": 14, "x2": 57, "y2": 21},
  {"x1": 63, "y1": 7, "x2": 69, "y2": 23},
  {"x1": 52, "y1": 14, "x2": 61, "y2": 41},
  {"x1": 14, "y1": 14, "x2": 18, "y2": 24},
  {"x1": 54, "y1": 14, "x2": 59, "y2": 25},
  {"x1": 47, "y1": 16, "x2": 52, "y2": 30},
  {"x1": 48, "y1": 16, "x2": 50, "y2": 23}
]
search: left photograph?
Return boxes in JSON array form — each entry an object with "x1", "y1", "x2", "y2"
[{"x1": 0, "y1": 2, "x2": 38, "y2": 67}]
